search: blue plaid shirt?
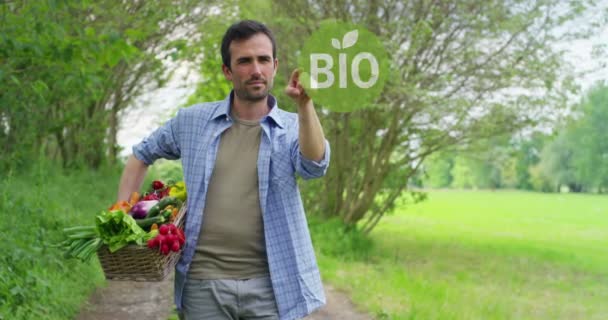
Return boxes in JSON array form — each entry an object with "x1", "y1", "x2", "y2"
[{"x1": 133, "y1": 92, "x2": 330, "y2": 320}]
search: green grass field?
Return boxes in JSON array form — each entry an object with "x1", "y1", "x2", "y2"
[{"x1": 315, "y1": 190, "x2": 608, "y2": 319}]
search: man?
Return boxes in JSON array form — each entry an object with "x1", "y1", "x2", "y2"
[{"x1": 116, "y1": 20, "x2": 330, "y2": 320}]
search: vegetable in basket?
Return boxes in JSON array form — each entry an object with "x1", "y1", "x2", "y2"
[
  {"x1": 147, "y1": 223, "x2": 185, "y2": 255},
  {"x1": 108, "y1": 200, "x2": 131, "y2": 212},
  {"x1": 152, "y1": 180, "x2": 165, "y2": 190},
  {"x1": 145, "y1": 196, "x2": 180, "y2": 218},
  {"x1": 56, "y1": 225, "x2": 103, "y2": 262},
  {"x1": 96, "y1": 210, "x2": 155, "y2": 252},
  {"x1": 169, "y1": 181, "x2": 187, "y2": 201},
  {"x1": 142, "y1": 193, "x2": 160, "y2": 201},
  {"x1": 129, "y1": 200, "x2": 159, "y2": 219}
]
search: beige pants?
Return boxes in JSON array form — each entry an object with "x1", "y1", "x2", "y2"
[{"x1": 180, "y1": 276, "x2": 279, "y2": 320}]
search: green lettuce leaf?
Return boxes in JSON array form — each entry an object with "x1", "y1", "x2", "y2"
[{"x1": 96, "y1": 210, "x2": 149, "y2": 252}]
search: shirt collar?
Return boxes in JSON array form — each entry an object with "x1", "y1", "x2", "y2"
[{"x1": 211, "y1": 91, "x2": 284, "y2": 128}]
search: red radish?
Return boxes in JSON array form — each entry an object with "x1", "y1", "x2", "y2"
[
  {"x1": 152, "y1": 180, "x2": 165, "y2": 190},
  {"x1": 143, "y1": 193, "x2": 160, "y2": 201},
  {"x1": 155, "y1": 234, "x2": 166, "y2": 246},
  {"x1": 169, "y1": 234, "x2": 179, "y2": 244},
  {"x1": 168, "y1": 224, "x2": 178, "y2": 234},
  {"x1": 160, "y1": 188, "x2": 171, "y2": 198},
  {"x1": 159, "y1": 224, "x2": 169, "y2": 235},
  {"x1": 147, "y1": 227, "x2": 187, "y2": 254},
  {"x1": 176, "y1": 229, "x2": 185, "y2": 245},
  {"x1": 148, "y1": 237, "x2": 160, "y2": 248},
  {"x1": 160, "y1": 244, "x2": 170, "y2": 255},
  {"x1": 147, "y1": 238, "x2": 156, "y2": 248}
]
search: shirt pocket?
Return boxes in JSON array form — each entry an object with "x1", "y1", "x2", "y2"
[{"x1": 270, "y1": 138, "x2": 295, "y2": 179}]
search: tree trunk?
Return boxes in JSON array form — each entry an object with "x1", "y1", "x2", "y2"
[{"x1": 107, "y1": 98, "x2": 120, "y2": 164}]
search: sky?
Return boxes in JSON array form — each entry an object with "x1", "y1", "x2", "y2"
[{"x1": 116, "y1": 4, "x2": 607, "y2": 157}]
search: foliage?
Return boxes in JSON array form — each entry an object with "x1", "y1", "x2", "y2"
[
  {"x1": 512, "y1": 133, "x2": 545, "y2": 190},
  {"x1": 537, "y1": 130, "x2": 581, "y2": 191},
  {"x1": 450, "y1": 156, "x2": 475, "y2": 189},
  {"x1": 534, "y1": 82, "x2": 608, "y2": 193},
  {"x1": 308, "y1": 216, "x2": 374, "y2": 261},
  {"x1": 421, "y1": 151, "x2": 454, "y2": 188},
  {"x1": 184, "y1": 14, "x2": 235, "y2": 105},
  {"x1": 529, "y1": 160, "x2": 556, "y2": 192},
  {"x1": 569, "y1": 83, "x2": 608, "y2": 191},
  {"x1": 0, "y1": 0, "x2": 216, "y2": 172},
  {"x1": 0, "y1": 160, "x2": 121, "y2": 319},
  {"x1": 432, "y1": 134, "x2": 536, "y2": 190},
  {"x1": 145, "y1": 160, "x2": 185, "y2": 186}
]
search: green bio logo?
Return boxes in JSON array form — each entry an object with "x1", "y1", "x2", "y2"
[{"x1": 299, "y1": 21, "x2": 389, "y2": 112}]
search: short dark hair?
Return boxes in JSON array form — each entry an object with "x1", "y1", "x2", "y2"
[{"x1": 221, "y1": 20, "x2": 277, "y2": 70}]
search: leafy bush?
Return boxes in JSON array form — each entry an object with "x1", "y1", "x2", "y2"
[
  {"x1": 144, "y1": 160, "x2": 184, "y2": 189},
  {"x1": 308, "y1": 217, "x2": 374, "y2": 262},
  {"x1": 0, "y1": 161, "x2": 121, "y2": 319}
]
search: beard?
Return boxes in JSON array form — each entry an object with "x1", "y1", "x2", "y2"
[{"x1": 234, "y1": 78, "x2": 274, "y2": 102}]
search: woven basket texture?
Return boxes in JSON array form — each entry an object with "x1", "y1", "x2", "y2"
[{"x1": 97, "y1": 204, "x2": 186, "y2": 281}]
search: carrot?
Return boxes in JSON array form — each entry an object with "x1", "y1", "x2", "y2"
[
  {"x1": 128, "y1": 191, "x2": 140, "y2": 206},
  {"x1": 108, "y1": 200, "x2": 131, "y2": 212}
]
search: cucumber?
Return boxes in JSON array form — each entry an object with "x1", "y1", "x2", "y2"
[
  {"x1": 161, "y1": 209, "x2": 172, "y2": 220},
  {"x1": 158, "y1": 196, "x2": 180, "y2": 209},
  {"x1": 145, "y1": 196, "x2": 180, "y2": 218},
  {"x1": 144, "y1": 205, "x2": 161, "y2": 219},
  {"x1": 136, "y1": 215, "x2": 165, "y2": 230}
]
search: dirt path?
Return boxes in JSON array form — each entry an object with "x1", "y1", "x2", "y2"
[
  {"x1": 76, "y1": 273, "x2": 373, "y2": 320},
  {"x1": 76, "y1": 279, "x2": 174, "y2": 320},
  {"x1": 305, "y1": 285, "x2": 372, "y2": 320}
]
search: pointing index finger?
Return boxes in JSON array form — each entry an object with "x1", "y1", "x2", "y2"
[{"x1": 290, "y1": 69, "x2": 300, "y2": 85}]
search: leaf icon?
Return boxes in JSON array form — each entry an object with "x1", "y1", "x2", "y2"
[
  {"x1": 331, "y1": 38, "x2": 341, "y2": 49},
  {"x1": 342, "y1": 30, "x2": 358, "y2": 49}
]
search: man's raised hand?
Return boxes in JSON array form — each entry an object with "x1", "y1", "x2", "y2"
[{"x1": 285, "y1": 69, "x2": 311, "y2": 107}]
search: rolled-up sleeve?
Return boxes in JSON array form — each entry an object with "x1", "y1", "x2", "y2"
[
  {"x1": 293, "y1": 139, "x2": 330, "y2": 179},
  {"x1": 132, "y1": 113, "x2": 181, "y2": 165}
]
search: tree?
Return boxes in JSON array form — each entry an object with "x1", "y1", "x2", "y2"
[
  {"x1": 421, "y1": 151, "x2": 454, "y2": 188},
  {"x1": 534, "y1": 83, "x2": 608, "y2": 193},
  {"x1": 0, "y1": 0, "x2": 216, "y2": 170},
  {"x1": 528, "y1": 161, "x2": 555, "y2": 192},
  {"x1": 568, "y1": 82, "x2": 608, "y2": 192},
  {"x1": 537, "y1": 131, "x2": 581, "y2": 192},
  {"x1": 422, "y1": 133, "x2": 543, "y2": 190},
  {"x1": 512, "y1": 132, "x2": 546, "y2": 190},
  {"x1": 268, "y1": 0, "x2": 598, "y2": 232},
  {"x1": 451, "y1": 156, "x2": 475, "y2": 189}
]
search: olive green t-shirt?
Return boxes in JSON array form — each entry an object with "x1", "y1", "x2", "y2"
[{"x1": 187, "y1": 113, "x2": 269, "y2": 280}]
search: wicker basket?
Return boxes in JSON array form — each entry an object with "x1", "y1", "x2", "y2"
[{"x1": 97, "y1": 204, "x2": 187, "y2": 281}]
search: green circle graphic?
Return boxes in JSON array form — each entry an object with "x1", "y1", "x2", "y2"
[{"x1": 298, "y1": 20, "x2": 389, "y2": 112}]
